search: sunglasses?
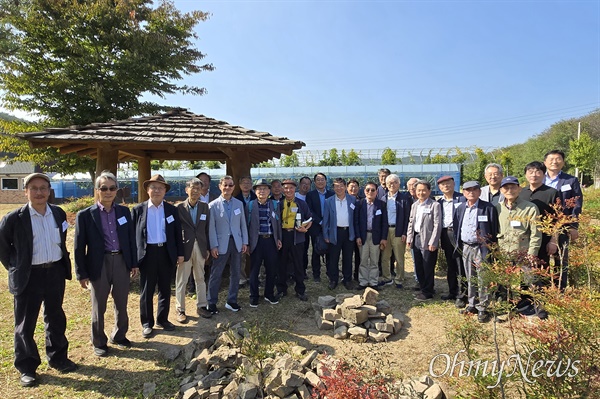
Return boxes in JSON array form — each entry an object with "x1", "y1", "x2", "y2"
[
  {"x1": 222, "y1": 184, "x2": 234, "y2": 188},
  {"x1": 98, "y1": 186, "x2": 118, "y2": 192},
  {"x1": 365, "y1": 188, "x2": 376, "y2": 192}
]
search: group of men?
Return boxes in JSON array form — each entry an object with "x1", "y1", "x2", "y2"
[{"x1": 0, "y1": 148, "x2": 582, "y2": 388}]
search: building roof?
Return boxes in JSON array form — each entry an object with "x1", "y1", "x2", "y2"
[
  {"x1": 0, "y1": 161, "x2": 36, "y2": 175},
  {"x1": 20, "y1": 108, "x2": 305, "y2": 164}
]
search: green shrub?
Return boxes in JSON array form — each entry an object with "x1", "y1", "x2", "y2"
[{"x1": 61, "y1": 196, "x2": 95, "y2": 213}]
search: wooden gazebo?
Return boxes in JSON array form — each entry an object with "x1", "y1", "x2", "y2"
[{"x1": 19, "y1": 108, "x2": 305, "y2": 201}]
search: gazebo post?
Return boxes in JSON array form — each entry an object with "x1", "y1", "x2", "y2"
[
  {"x1": 138, "y1": 156, "x2": 151, "y2": 202},
  {"x1": 96, "y1": 148, "x2": 119, "y2": 177},
  {"x1": 226, "y1": 150, "x2": 251, "y2": 197}
]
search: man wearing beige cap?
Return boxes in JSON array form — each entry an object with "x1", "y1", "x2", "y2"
[
  {"x1": 132, "y1": 174, "x2": 184, "y2": 338},
  {"x1": 0, "y1": 172, "x2": 77, "y2": 387}
]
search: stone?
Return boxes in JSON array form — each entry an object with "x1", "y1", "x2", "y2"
[
  {"x1": 333, "y1": 325, "x2": 348, "y2": 339},
  {"x1": 322, "y1": 308, "x2": 338, "y2": 321},
  {"x1": 162, "y1": 345, "x2": 181, "y2": 362},
  {"x1": 182, "y1": 386, "x2": 198, "y2": 399},
  {"x1": 341, "y1": 307, "x2": 369, "y2": 324},
  {"x1": 341, "y1": 294, "x2": 363, "y2": 309},
  {"x1": 347, "y1": 326, "x2": 368, "y2": 337},
  {"x1": 317, "y1": 317, "x2": 334, "y2": 330},
  {"x1": 305, "y1": 370, "x2": 323, "y2": 388},
  {"x1": 362, "y1": 304, "x2": 378, "y2": 314},
  {"x1": 297, "y1": 384, "x2": 312, "y2": 399},
  {"x1": 300, "y1": 350, "x2": 319, "y2": 368},
  {"x1": 142, "y1": 382, "x2": 156, "y2": 398},
  {"x1": 312, "y1": 302, "x2": 323, "y2": 312},
  {"x1": 333, "y1": 319, "x2": 349, "y2": 329},
  {"x1": 410, "y1": 380, "x2": 430, "y2": 394},
  {"x1": 180, "y1": 381, "x2": 198, "y2": 393},
  {"x1": 424, "y1": 383, "x2": 444, "y2": 399},
  {"x1": 238, "y1": 382, "x2": 259, "y2": 399},
  {"x1": 317, "y1": 295, "x2": 336, "y2": 308},
  {"x1": 222, "y1": 379, "x2": 239, "y2": 398},
  {"x1": 186, "y1": 358, "x2": 199, "y2": 372},
  {"x1": 368, "y1": 312, "x2": 388, "y2": 319},
  {"x1": 375, "y1": 299, "x2": 392, "y2": 314},
  {"x1": 362, "y1": 287, "x2": 379, "y2": 305},
  {"x1": 375, "y1": 322, "x2": 394, "y2": 333},
  {"x1": 393, "y1": 318, "x2": 403, "y2": 334},
  {"x1": 419, "y1": 375, "x2": 434, "y2": 386},
  {"x1": 369, "y1": 329, "x2": 391, "y2": 342},
  {"x1": 282, "y1": 370, "x2": 305, "y2": 387}
]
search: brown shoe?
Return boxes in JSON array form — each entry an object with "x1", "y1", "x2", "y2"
[
  {"x1": 197, "y1": 306, "x2": 212, "y2": 319},
  {"x1": 176, "y1": 311, "x2": 187, "y2": 324}
]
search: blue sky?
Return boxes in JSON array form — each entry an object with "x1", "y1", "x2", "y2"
[{"x1": 149, "y1": 0, "x2": 599, "y2": 153}]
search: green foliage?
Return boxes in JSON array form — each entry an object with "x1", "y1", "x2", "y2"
[
  {"x1": 381, "y1": 147, "x2": 396, "y2": 165},
  {"x1": 319, "y1": 148, "x2": 342, "y2": 166},
  {"x1": 280, "y1": 152, "x2": 300, "y2": 167},
  {"x1": 61, "y1": 196, "x2": 95, "y2": 214},
  {"x1": 0, "y1": 0, "x2": 212, "y2": 176},
  {"x1": 253, "y1": 160, "x2": 276, "y2": 168},
  {"x1": 462, "y1": 147, "x2": 489, "y2": 183},
  {"x1": 569, "y1": 132, "x2": 598, "y2": 180},
  {"x1": 204, "y1": 160, "x2": 222, "y2": 169}
]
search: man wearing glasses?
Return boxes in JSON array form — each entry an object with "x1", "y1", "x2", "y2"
[
  {"x1": 132, "y1": 174, "x2": 184, "y2": 338},
  {"x1": 0, "y1": 173, "x2": 77, "y2": 387},
  {"x1": 480, "y1": 163, "x2": 505, "y2": 205},
  {"x1": 207, "y1": 176, "x2": 248, "y2": 313},
  {"x1": 75, "y1": 171, "x2": 138, "y2": 356}
]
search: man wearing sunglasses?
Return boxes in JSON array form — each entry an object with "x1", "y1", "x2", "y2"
[{"x1": 75, "y1": 171, "x2": 138, "y2": 356}]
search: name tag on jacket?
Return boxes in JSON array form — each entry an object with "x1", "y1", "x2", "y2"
[
  {"x1": 166, "y1": 215, "x2": 174, "y2": 224},
  {"x1": 478, "y1": 215, "x2": 488, "y2": 222},
  {"x1": 561, "y1": 184, "x2": 572, "y2": 192}
]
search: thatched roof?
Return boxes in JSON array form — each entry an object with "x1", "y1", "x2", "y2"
[{"x1": 19, "y1": 108, "x2": 305, "y2": 163}]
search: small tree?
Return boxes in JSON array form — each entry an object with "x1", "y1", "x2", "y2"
[
  {"x1": 345, "y1": 149, "x2": 362, "y2": 166},
  {"x1": 569, "y1": 132, "x2": 598, "y2": 181},
  {"x1": 280, "y1": 152, "x2": 300, "y2": 167},
  {"x1": 381, "y1": 147, "x2": 396, "y2": 165}
]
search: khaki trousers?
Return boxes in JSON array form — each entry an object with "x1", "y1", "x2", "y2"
[
  {"x1": 175, "y1": 241, "x2": 207, "y2": 313},
  {"x1": 381, "y1": 228, "x2": 406, "y2": 283}
]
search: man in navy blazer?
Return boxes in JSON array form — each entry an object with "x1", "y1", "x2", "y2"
[
  {"x1": 453, "y1": 181, "x2": 499, "y2": 323},
  {"x1": 544, "y1": 149, "x2": 583, "y2": 289},
  {"x1": 355, "y1": 182, "x2": 388, "y2": 289},
  {"x1": 323, "y1": 178, "x2": 357, "y2": 290},
  {"x1": 132, "y1": 174, "x2": 184, "y2": 338},
  {"x1": 75, "y1": 171, "x2": 137, "y2": 356},
  {"x1": 306, "y1": 172, "x2": 334, "y2": 281},
  {"x1": 0, "y1": 173, "x2": 76, "y2": 387},
  {"x1": 436, "y1": 175, "x2": 466, "y2": 304}
]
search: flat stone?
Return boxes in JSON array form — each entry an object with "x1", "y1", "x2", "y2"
[
  {"x1": 282, "y1": 370, "x2": 305, "y2": 387},
  {"x1": 335, "y1": 293, "x2": 355, "y2": 303},
  {"x1": 362, "y1": 304, "x2": 378, "y2": 314},
  {"x1": 304, "y1": 370, "x2": 323, "y2": 388},
  {"x1": 411, "y1": 380, "x2": 430, "y2": 394},
  {"x1": 162, "y1": 345, "x2": 181, "y2": 362},
  {"x1": 393, "y1": 318, "x2": 402, "y2": 334},
  {"x1": 237, "y1": 381, "x2": 259, "y2": 399},
  {"x1": 333, "y1": 319, "x2": 349, "y2": 329},
  {"x1": 297, "y1": 384, "x2": 312, "y2": 399},
  {"x1": 182, "y1": 386, "x2": 198, "y2": 399},
  {"x1": 322, "y1": 308, "x2": 338, "y2": 321},
  {"x1": 341, "y1": 307, "x2": 369, "y2": 324},
  {"x1": 341, "y1": 294, "x2": 363, "y2": 309},
  {"x1": 142, "y1": 382, "x2": 156, "y2": 398},
  {"x1": 375, "y1": 322, "x2": 394, "y2": 333},
  {"x1": 317, "y1": 295, "x2": 336, "y2": 308},
  {"x1": 369, "y1": 329, "x2": 391, "y2": 342},
  {"x1": 222, "y1": 379, "x2": 239, "y2": 398}
]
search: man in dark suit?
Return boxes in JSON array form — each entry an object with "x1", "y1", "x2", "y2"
[
  {"x1": 544, "y1": 149, "x2": 583, "y2": 289},
  {"x1": 175, "y1": 178, "x2": 212, "y2": 323},
  {"x1": 247, "y1": 179, "x2": 282, "y2": 307},
  {"x1": 234, "y1": 175, "x2": 256, "y2": 286},
  {"x1": 132, "y1": 174, "x2": 184, "y2": 338},
  {"x1": 453, "y1": 181, "x2": 499, "y2": 323},
  {"x1": 323, "y1": 178, "x2": 357, "y2": 290},
  {"x1": 436, "y1": 175, "x2": 466, "y2": 304},
  {"x1": 75, "y1": 171, "x2": 138, "y2": 357},
  {"x1": 196, "y1": 172, "x2": 219, "y2": 204},
  {"x1": 376, "y1": 168, "x2": 391, "y2": 201},
  {"x1": 0, "y1": 173, "x2": 77, "y2": 387},
  {"x1": 355, "y1": 181, "x2": 388, "y2": 289},
  {"x1": 306, "y1": 173, "x2": 334, "y2": 282}
]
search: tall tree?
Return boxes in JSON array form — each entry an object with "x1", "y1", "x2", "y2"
[
  {"x1": 569, "y1": 132, "x2": 598, "y2": 181},
  {"x1": 0, "y1": 0, "x2": 213, "y2": 175}
]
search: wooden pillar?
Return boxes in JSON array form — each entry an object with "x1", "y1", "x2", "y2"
[
  {"x1": 138, "y1": 156, "x2": 151, "y2": 202},
  {"x1": 96, "y1": 148, "x2": 119, "y2": 177},
  {"x1": 227, "y1": 150, "x2": 251, "y2": 197}
]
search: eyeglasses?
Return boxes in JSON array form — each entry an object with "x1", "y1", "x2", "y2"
[
  {"x1": 222, "y1": 184, "x2": 234, "y2": 188},
  {"x1": 365, "y1": 188, "x2": 376, "y2": 192},
  {"x1": 148, "y1": 185, "x2": 166, "y2": 191},
  {"x1": 98, "y1": 186, "x2": 118, "y2": 192},
  {"x1": 28, "y1": 186, "x2": 50, "y2": 193}
]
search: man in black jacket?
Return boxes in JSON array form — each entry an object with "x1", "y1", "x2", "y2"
[
  {"x1": 0, "y1": 173, "x2": 77, "y2": 387},
  {"x1": 75, "y1": 171, "x2": 138, "y2": 357}
]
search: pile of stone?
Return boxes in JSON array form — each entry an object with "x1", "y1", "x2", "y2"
[
  {"x1": 313, "y1": 287, "x2": 404, "y2": 342},
  {"x1": 167, "y1": 322, "x2": 446, "y2": 399}
]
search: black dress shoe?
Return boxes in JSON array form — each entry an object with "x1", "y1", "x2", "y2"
[
  {"x1": 156, "y1": 321, "x2": 176, "y2": 331},
  {"x1": 459, "y1": 306, "x2": 477, "y2": 315},
  {"x1": 296, "y1": 292, "x2": 308, "y2": 301},
  {"x1": 94, "y1": 345, "x2": 109, "y2": 357},
  {"x1": 343, "y1": 281, "x2": 354, "y2": 290},
  {"x1": 455, "y1": 298, "x2": 468, "y2": 308},
  {"x1": 109, "y1": 337, "x2": 132, "y2": 348},
  {"x1": 328, "y1": 281, "x2": 338, "y2": 290},
  {"x1": 478, "y1": 311, "x2": 491, "y2": 323},
  {"x1": 49, "y1": 358, "x2": 77, "y2": 373},
  {"x1": 20, "y1": 372, "x2": 36, "y2": 387}
]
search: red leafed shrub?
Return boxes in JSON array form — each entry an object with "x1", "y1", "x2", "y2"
[{"x1": 312, "y1": 357, "x2": 390, "y2": 399}]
